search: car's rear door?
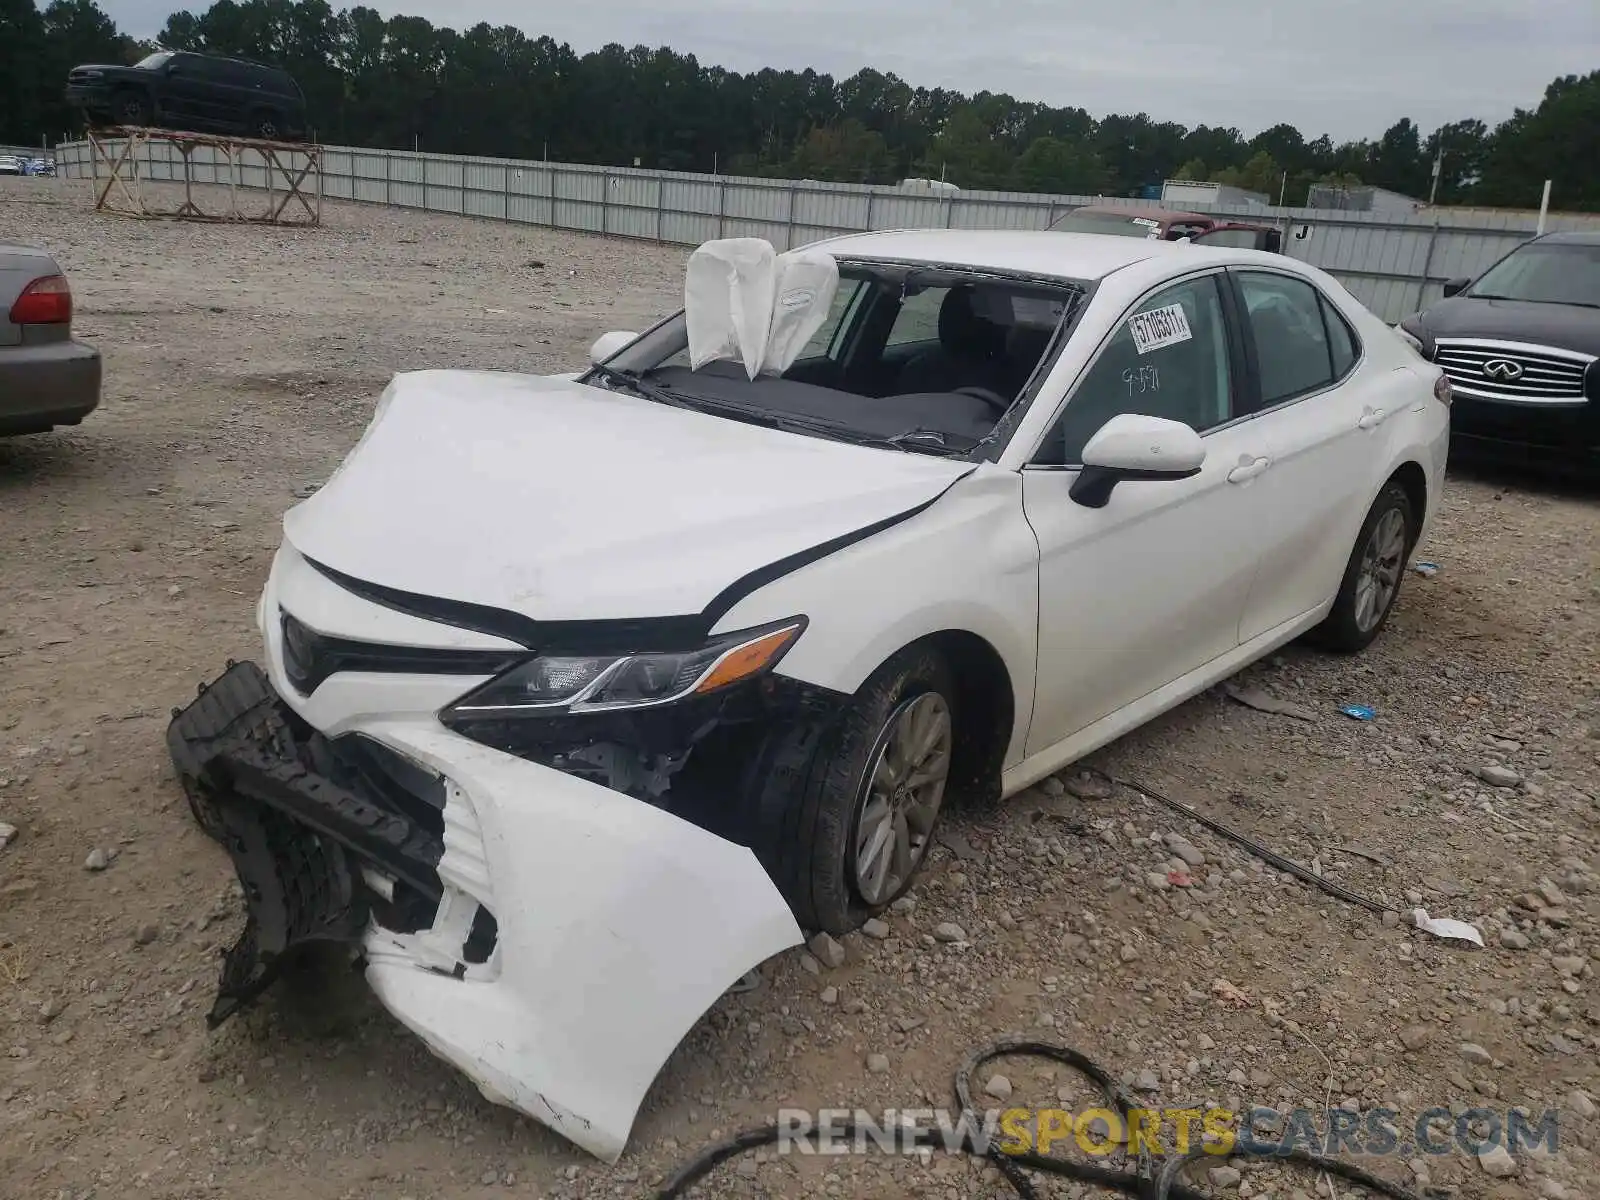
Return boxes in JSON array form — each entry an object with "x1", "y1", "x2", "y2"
[
  {"x1": 1020, "y1": 269, "x2": 1273, "y2": 753},
  {"x1": 1227, "y1": 269, "x2": 1412, "y2": 642},
  {"x1": 179, "y1": 57, "x2": 234, "y2": 129}
]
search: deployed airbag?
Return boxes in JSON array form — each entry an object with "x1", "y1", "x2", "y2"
[
  {"x1": 762, "y1": 249, "x2": 841, "y2": 375},
  {"x1": 684, "y1": 238, "x2": 839, "y2": 379},
  {"x1": 685, "y1": 238, "x2": 777, "y2": 379}
]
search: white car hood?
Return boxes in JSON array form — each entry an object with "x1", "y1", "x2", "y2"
[{"x1": 284, "y1": 369, "x2": 972, "y2": 624}]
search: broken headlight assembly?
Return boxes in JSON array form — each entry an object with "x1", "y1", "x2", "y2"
[{"x1": 440, "y1": 618, "x2": 807, "y2": 719}]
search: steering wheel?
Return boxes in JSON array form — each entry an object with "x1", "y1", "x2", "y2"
[{"x1": 955, "y1": 385, "x2": 1012, "y2": 416}]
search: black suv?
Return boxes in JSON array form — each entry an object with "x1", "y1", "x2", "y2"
[
  {"x1": 1399, "y1": 231, "x2": 1599, "y2": 477},
  {"x1": 66, "y1": 50, "x2": 307, "y2": 142}
]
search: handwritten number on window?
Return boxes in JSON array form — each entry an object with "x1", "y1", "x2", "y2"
[{"x1": 1122, "y1": 365, "x2": 1160, "y2": 395}]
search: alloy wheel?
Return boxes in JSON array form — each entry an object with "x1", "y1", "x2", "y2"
[
  {"x1": 853, "y1": 691, "x2": 952, "y2": 906},
  {"x1": 1354, "y1": 506, "x2": 1406, "y2": 632}
]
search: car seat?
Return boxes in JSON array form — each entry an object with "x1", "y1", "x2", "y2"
[{"x1": 894, "y1": 286, "x2": 1010, "y2": 396}]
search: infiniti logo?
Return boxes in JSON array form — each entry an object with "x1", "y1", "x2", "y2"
[{"x1": 1482, "y1": 358, "x2": 1524, "y2": 382}]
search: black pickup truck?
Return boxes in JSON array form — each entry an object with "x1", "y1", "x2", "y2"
[{"x1": 66, "y1": 50, "x2": 308, "y2": 142}]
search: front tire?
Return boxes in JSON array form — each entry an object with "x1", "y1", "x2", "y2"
[
  {"x1": 251, "y1": 110, "x2": 282, "y2": 140},
  {"x1": 1309, "y1": 481, "x2": 1415, "y2": 653},
  {"x1": 761, "y1": 646, "x2": 955, "y2": 934},
  {"x1": 113, "y1": 89, "x2": 151, "y2": 127}
]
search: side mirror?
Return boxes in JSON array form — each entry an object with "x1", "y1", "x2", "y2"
[
  {"x1": 1441, "y1": 277, "x2": 1470, "y2": 298},
  {"x1": 587, "y1": 330, "x2": 637, "y2": 365},
  {"x1": 1070, "y1": 414, "x2": 1205, "y2": 509},
  {"x1": 1262, "y1": 229, "x2": 1283, "y2": 254}
]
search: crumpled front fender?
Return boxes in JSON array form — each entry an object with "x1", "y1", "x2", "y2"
[{"x1": 354, "y1": 721, "x2": 804, "y2": 1162}]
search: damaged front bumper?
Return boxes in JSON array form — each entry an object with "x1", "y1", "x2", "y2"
[{"x1": 167, "y1": 660, "x2": 803, "y2": 1162}]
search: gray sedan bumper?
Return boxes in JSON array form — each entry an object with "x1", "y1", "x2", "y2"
[{"x1": 0, "y1": 339, "x2": 102, "y2": 434}]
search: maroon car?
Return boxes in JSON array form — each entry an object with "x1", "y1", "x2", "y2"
[{"x1": 1048, "y1": 204, "x2": 1283, "y2": 252}]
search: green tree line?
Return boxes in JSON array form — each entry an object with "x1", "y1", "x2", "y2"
[{"x1": 4, "y1": 0, "x2": 1597, "y2": 210}]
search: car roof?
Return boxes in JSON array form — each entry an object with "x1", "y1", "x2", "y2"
[
  {"x1": 1070, "y1": 203, "x2": 1214, "y2": 223},
  {"x1": 175, "y1": 50, "x2": 285, "y2": 72},
  {"x1": 809, "y1": 228, "x2": 1205, "y2": 282},
  {"x1": 1534, "y1": 231, "x2": 1600, "y2": 246}
]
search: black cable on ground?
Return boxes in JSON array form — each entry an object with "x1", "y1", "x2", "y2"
[
  {"x1": 1088, "y1": 768, "x2": 1399, "y2": 915},
  {"x1": 658, "y1": 773, "x2": 1429, "y2": 1195},
  {"x1": 654, "y1": 1037, "x2": 1429, "y2": 1200}
]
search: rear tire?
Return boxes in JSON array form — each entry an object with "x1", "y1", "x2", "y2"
[
  {"x1": 757, "y1": 645, "x2": 956, "y2": 934},
  {"x1": 1308, "y1": 481, "x2": 1415, "y2": 653}
]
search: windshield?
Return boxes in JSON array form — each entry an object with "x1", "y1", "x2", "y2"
[
  {"x1": 1469, "y1": 242, "x2": 1600, "y2": 308},
  {"x1": 135, "y1": 52, "x2": 174, "y2": 69},
  {"x1": 587, "y1": 260, "x2": 1086, "y2": 456},
  {"x1": 1047, "y1": 211, "x2": 1163, "y2": 238}
]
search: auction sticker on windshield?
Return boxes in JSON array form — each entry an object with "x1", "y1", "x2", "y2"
[{"x1": 1128, "y1": 303, "x2": 1192, "y2": 354}]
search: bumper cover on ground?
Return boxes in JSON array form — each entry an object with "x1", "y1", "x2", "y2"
[{"x1": 167, "y1": 660, "x2": 804, "y2": 1162}]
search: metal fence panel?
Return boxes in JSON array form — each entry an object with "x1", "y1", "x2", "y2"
[
  {"x1": 796, "y1": 186, "x2": 871, "y2": 236},
  {"x1": 871, "y1": 194, "x2": 950, "y2": 230},
  {"x1": 661, "y1": 210, "x2": 721, "y2": 245},
  {"x1": 50, "y1": 138, "x2": 1600, "y2": 322},
  {"x1": 723, "y1": 181, "x2": 789, "y2": 224},
  {"x1": 350, "y1": 152, "x2": 388, "y2": 204},
  {"x1": 663, "y1": 176, "x2": 724, "y2": 219}
]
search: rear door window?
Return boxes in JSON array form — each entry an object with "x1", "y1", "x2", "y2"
[
  {"x1": 794, "y1": 278, "x2": 868, "y2": 362},
  {"x1": 1235, "y1": 272, "x2": 1337, "y2": 406},
  {"x1": 886, "y1": 287, "x2": 946, "y2": 347},
  {"x1": 1321, "y1": 295, "x2": 1361, "y2": 377}
]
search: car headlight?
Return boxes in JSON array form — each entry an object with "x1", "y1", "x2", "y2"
[
  {"x1": 442, "y1": 619, "x2": 805, "y2": 717},
  {"x1": 1394, "y1": 316, "x2": 1434, "y2": 360}
]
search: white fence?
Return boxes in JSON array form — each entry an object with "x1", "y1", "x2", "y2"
[{"x1": 53, "y1": 137, "x2": 1600, "y2": 323}]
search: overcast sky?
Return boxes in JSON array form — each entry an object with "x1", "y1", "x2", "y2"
[{"x1": 102, "y1": 0, "x2": 1598, "y2": 142}]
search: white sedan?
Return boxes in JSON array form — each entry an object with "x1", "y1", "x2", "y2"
[{"x1": 167, "y1": 228, "x2": 1450, "y2": 1162}]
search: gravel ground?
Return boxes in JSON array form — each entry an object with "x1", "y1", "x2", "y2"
[{"x1": 1, "y1": 175, "x2": 1597, "y2": 1200}]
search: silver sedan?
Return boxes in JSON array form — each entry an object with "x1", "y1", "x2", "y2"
[{"x1": 1, "y1": 243, "x2": 101, "y2": 436}]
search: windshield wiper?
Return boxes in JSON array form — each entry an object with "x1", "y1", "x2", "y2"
[
  {"x1": 593, "y1": 370, "x2": 972, "y2": 457},
  {"x1": 882, "y1": 428, "x2": 976, "y2": 456},
  {"x1": 767, "y1": 418, "x2": 975, "y2": 458},
  {"x1": 663, "y1": 389, "x2": 972, "y2": 456},
  {"x1": 587, "y1": 363, "x2": 691, "y2": 409}
]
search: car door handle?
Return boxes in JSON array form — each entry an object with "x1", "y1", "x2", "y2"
[
  {"x1": 1358, "y1": 407, "x2": 1387, "y2": 430},
  {"x1": 1227, "y1": 456, "x2": 1270, "y2": 484}
]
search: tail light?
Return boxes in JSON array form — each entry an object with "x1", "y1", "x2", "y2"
[
  {"x1": 1433, "y1": 372, "x2": 1453, "y2": 407},
  {"x1": 8, "y1": 275, "x2": 72, "y2": 325}
]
